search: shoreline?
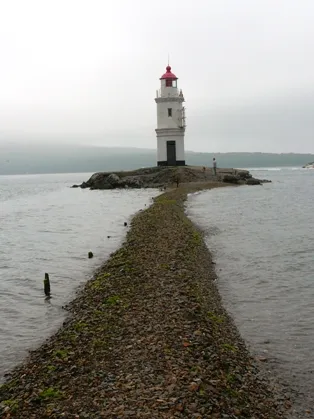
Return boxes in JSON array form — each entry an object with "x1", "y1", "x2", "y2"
[{"x1": 0, "y1": 182, "x2": 289, "y2": 418}]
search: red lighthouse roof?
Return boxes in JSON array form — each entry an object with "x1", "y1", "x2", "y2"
[{"x1": 160, "y1": 65, "x2": 178, "y2": 80}]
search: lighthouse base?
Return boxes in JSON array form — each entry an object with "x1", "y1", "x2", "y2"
[
  {"x1": 157, "y1": 160, "x2": 186, "y2": 167},
  {"x1": 156, "y1": 128, "x2": 186, "y2": 167}
]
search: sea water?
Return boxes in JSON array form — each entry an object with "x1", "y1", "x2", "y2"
[
  {"x1": 0, "y1": 173, "x2": 157, "y2": 380},
  {"x1": 187, "y1": 168, "x2": 314, "y2": 418}
]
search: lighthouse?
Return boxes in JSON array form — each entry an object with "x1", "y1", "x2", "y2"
[{"x1": 155, "y1": 64, "x2": 186, "y2": 166}]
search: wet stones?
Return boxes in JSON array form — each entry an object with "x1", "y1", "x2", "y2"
[
  {"x1": 246, "y1": 178, "x2": 262, "y2": 185},
  {"x1": 223, "y1": 174, "x2": 240, "y2": 184}
]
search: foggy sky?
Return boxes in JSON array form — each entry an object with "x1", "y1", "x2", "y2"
[{"x1": 0, "y1": 0, "x2": 313, "y2": 153}]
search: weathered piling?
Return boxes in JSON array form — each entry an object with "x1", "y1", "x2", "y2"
[{"x1": 43, "y1": 273, "x2": 50, "y2": 297}]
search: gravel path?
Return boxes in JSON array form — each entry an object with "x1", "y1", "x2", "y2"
[{"x1": 0, "y1": 183, "x2": 290, "y2": 418}]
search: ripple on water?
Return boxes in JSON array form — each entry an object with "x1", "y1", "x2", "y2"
[
  {"x1": 0, "y1": 173, "x2": 157, "y2": 380},
  {"x1": 187, "y1": 168, "x2": 314, "y2": 418}
]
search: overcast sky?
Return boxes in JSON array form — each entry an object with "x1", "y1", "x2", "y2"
[{"x1": 0, "y1": 0, "x2": 313, "y2": 152}]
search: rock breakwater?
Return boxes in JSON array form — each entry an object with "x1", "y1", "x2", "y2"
[{"x1": 0, "y1": 183, "x2": 287, "y2": 418}]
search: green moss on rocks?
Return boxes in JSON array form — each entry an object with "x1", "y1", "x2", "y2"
[{"x1": 0, "y1": 183, "x2": 289, "y2": 418}]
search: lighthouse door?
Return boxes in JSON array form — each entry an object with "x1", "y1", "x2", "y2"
[{"x1": 166, "y1": 141, "x2": 176, "y2": 166}]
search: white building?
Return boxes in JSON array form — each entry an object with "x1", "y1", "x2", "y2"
[{"x1": 155, "y1": 65, "x2": 186, "y2": 166}]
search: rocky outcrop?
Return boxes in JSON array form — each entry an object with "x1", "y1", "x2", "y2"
[
  {"x1": 72, "y1": 172, "x2": 143, "y2": 190},
  {"x1": 97, "y1": 174, "x2": 142, "y2": 189},
  {"x1": 222, "y1": 172, "x2": 271, "y2": 186},
  {"x1": 120, "y1": 176, "x2": 143, "y2": 189},
  {"x1": 246, "y1": 178, "x2": 262, "y2": 185},
  {"x1": 106, "y1": 173, "x2": 120, "y2": 187},
  {"x1": 222, "y1": 174, "x2": 240, "y2": 184},
  {"x1": 237, "y1": 170, "x2": 252, "y2": 180},
  {"x1": 72, "y1": 166, "x2": 270, "y2": 190}
]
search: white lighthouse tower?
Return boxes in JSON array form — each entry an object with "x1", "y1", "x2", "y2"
[{"x1": 155, "y1": 64, "x2": 186, "y2": 166}]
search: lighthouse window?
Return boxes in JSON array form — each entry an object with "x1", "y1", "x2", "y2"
[
  {"x1": 168, "y1": 108, "x2": 172, "y2": 117},
  {"x1": 165, "y1": 79, "x2": 177, "y2": 87}
]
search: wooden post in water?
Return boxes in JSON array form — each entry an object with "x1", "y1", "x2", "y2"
[{"x1": 44, "y1": 273, "x2": 51, "y2": 297}]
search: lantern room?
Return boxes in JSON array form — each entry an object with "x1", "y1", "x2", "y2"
[
  {"x1": 160, "y1": 65, "x2": 178, "y2": 88},
  {"x1": 157, "y1": 65, "x2": 180, "y2": 99}
]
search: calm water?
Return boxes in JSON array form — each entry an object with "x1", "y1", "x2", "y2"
[
  {"x1": 0, "y1": 173, "x2": 157, "y2": 380},
  {"x1": 187, "y1": 168, "x2": 314, "y2": 418}
]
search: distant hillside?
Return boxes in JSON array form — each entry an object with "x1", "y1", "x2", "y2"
[{"x1": 0, "y1": 144, "x2": 313, "y2": 175}]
